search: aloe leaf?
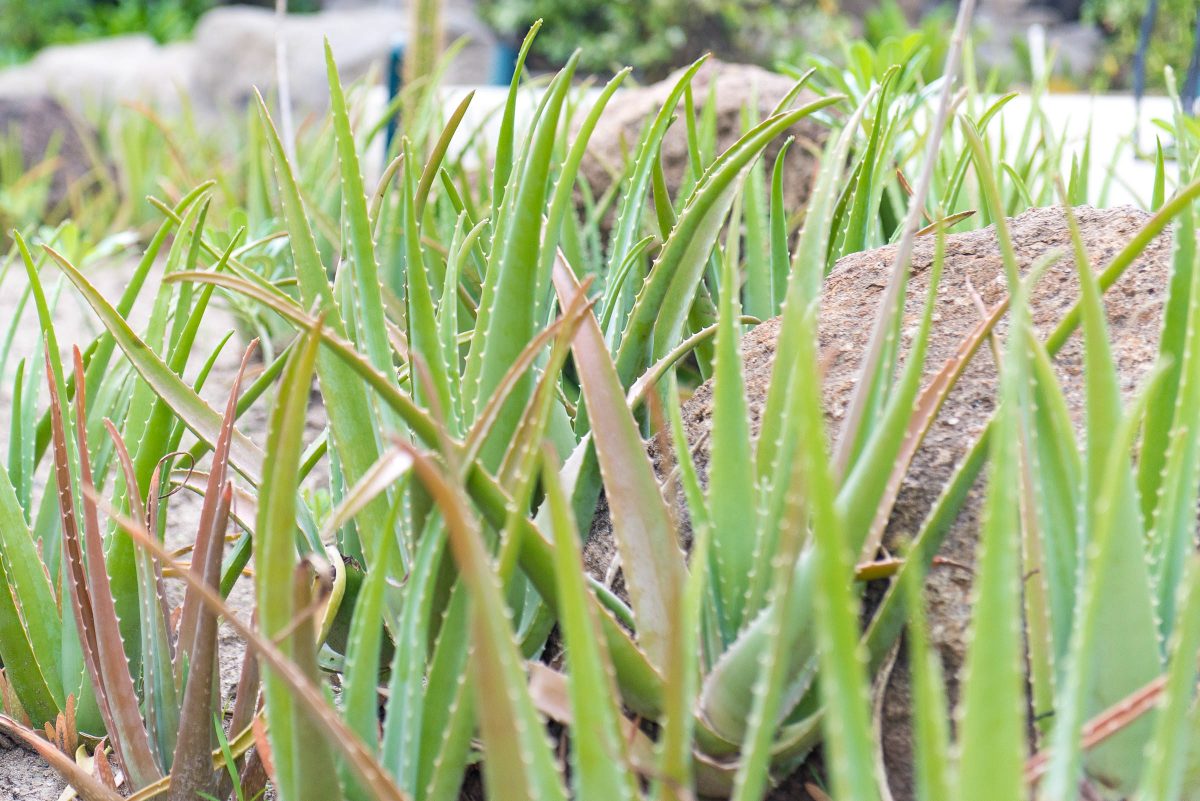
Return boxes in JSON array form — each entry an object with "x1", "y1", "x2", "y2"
[
  {"x1": 413, "y1": 584, "x2": 473, "y2": 801},
  {"x1": 463, "y1": 54, "x2": 576, "y2": 452},
  {"x1": 44, "y1": 347, "x2": 141, "y2": 773},
  {"x1": 326, "y1": 43, "x2": 397, "y2": 385},
  {"x1": 606, "y1": 58, "x2": 708, "y2": 302},
  {"x1": 257, "y1": 90, "x2": 392, "y2": 561},
  {"x1": 1023, "y1": 328, "x2": 1082, "y2": 674},
  {"x1": 552, "y1": 258, "x2": 685, "y2": 670},
  {"x1": 833, "y1": 68, "x2": 896, "y2": 262},
  {"x1": 255, "y1": 327, "x2": 344, "y2": 801},
  {"x1": 1048, "y1": 204, "x2": 1161, "y2": 793},
  {"x1": 834, "y1": 218, "x2": 946, "y2": 550},
  {"x1": 728, "y1": 399, "x2": 808, "y2": 801},
  {"x1": 904, "y1": 559, "x2": 952, "y2": 801},
  {"x1": 44, "y1": 248, "x2": 266, "y2": 484},
  {"x1": 1152, "y1": 137, "x2": 1166, "y2": 211},
  {"x1": 1039, "y1": 363, "x2": 1166, "y2": 798},
  {"x1": 706, "y1": 225, "x2": 757, "y2": 643},
  {"x1": 740, "y1": 106, "x2": 773, "y2": 321},
  {"x1": 416, "y1": 90, "x2": 474, "y2": 217},
  {"x1": 1134, "y1": 556, "x2": 1200, "y2": 801},
  {"x1": 378, "y1": 515, "x2": 445, "y2": 795},
  {"x1": 1139, "y1": 176, "x2": 1195, "y2": 531},
  {"x1": 491, "y1": 22, "x2": 541, "y2": 210},
  {"x1": 615, "y1": 94, "x2": 843, "y2": 386},
  {"x1": 767, "y1": 137, "x2": 794, "y2": 315},
  {"x1": 104, "y1": 504, "x2": 408, "y2": 801},
  {"x1": 495, "y1": 289, "x2": 591, "y2": 491},
  {"x1": 72, "y1": 347, "x2": 164, "y2": 787},
  {"x1": 176, "y1": 343, "x2": 255, "y2": 676},
  {"x1": 401, "y1": 143, "x2": 454, "y2": 425},
  {"x1": 401, "y1": 445, "x2": 568, "y2": 801},
  {"x1": 955, "y1": 265, "x2": 1025, "y2": 801},
  {"x1": 535, "y1": 67, "x2": 631, "y2": 325},
  {"x1": 755, "y1": 88, "x2": 872, "y2": 493},
  {"x1": 656, "y1": 405, "x2": 708, "y2": 799},
  {"x1": 167, "y1": 482, "x2": 230, "y2": 801},
  {"x1": 104, "y1": 421, "x2": 177, "y2": 769},
  {"x1": 542, "y1": 447, "x2": 638, "y2": 801},
  {"x1": 1146, "y1": 201, "x2": 1200, "y2": 634},
  {"x1": 0, "y1": 463, "x2": 61, "y2": 723},
  {"x1": 795, "y1": 303, "x2": 879, "y2": 801}
]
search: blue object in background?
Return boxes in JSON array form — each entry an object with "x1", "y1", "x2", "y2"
[
  {"x1": 491, "y1": 40, "x2": 519, "y2": 86},
  {"x1": 385, "y1": 40, "x2": 405, "y2": 155},
  {"x1": 384, "y1": 36, "x2": 518, "y2": 154}
]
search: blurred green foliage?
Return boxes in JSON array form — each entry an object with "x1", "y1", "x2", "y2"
[
  {"x1": 1086, "y1": 0, "x2": 1199, "y2": 90},
  {"x1": 0, "y1": 0, "x2": 212, "y2": 63},
  {"x1": 479, "y1": 0, "x2": 847, "y2": 78},
  {"x1": 0, "y1": 0, "x2": 321, "y2": 66}
]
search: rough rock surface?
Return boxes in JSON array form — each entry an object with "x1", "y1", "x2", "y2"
[
  {"x1": 579, "y1": 60, "x2": 828, "y2": 218},
  {"x1": 0, "y1": 96, "x2": 98, "y2": 216},
  {"x1": 587, "y1": 204, "x2": 1172, "y2": 798}
]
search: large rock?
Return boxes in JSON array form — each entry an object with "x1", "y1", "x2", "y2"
[
  {"x1": 0, "y1": 5, "x2": 497, "y2": 120},
  {"x1": 190, "y1": 5, "x2": 496, "y2": 113},
  {"x1": 587, "y1": 205, "x2": 1172, "y2": 797},
  {"x1": 579, "y1": 60, "x2": 829, "y2": 217},
  {"x1": 0, "y1": 35, "x2": 194, "y2": 113},
  {"x1": 0, "y1": 96, "x2": 99, "y2": 216}
]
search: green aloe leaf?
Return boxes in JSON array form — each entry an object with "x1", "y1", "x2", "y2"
[
  {"x1": 1135, "y1": 556, "x2": 1200, "y2": 801},
  {"x1": 1040, "y1": 204, "x2": 1162, "y2": 795},
  {"x1": 402, "y1": 444, "x2": 568, "y2": 801},
  {"x1": 255, "y1": 89, "x2": 391, "y2": 563},
  {"x1": 706, "y1": 225, "x2": 757, "y2": 643},
  {"x1": 463, "y1": 54, "x2": 577, "y2": 456},
  {"x1": 796, "y1": 302, "x2": 879, "y2": 801},
  {"x1": 543, "y1": 447, "x2": 639, "y2": 801},
  {"x1": 44, "y1": 248, "x2": 265, "y2": 484},
  {"x1": 615, "y1": 93, "x2": 843, "y2": 386},
  {"x1": 905, "y1": 560, "x2": 952, "y2": 801},
  {"x1": 326, "y1": 42, "x2": 398, "y2": 387},
  {"x1": 256, "y1": 326, "x2": 344, "y2": 801},
  {"x1": 46, "y1": 347, "x2": 158, "y2": 784},
  {"x1": 954, "y1": 256, "x2": 1025, "y2": 801},
  {"x1": 0, "y1": 462, "x2": 62, "y2": 724},
  {"x1": 1146, "y1": 198, "x2": 1200, "y2": 636}
]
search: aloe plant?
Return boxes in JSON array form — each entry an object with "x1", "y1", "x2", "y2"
[{"x1": 6, "y1": 14, "x2": 1200, "y2": 801}]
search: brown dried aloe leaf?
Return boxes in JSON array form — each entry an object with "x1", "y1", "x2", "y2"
[
  {"x1": 176, "y1": 340, "x2": 258, "y2": 669},
  {"x1": 68, "y1": 347, "x2": 162, "y2": 787},
  {"x1": 168, "y1": 479, "x2": 234, "y2": 801}
]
